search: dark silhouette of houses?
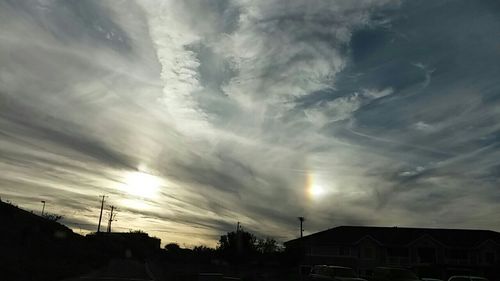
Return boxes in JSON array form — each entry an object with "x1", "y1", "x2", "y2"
[
  {"x1": 0, "y1": 200, "x2": 161, "y2": 281},
  {"x1": 284, "y1": 226, "x2": 500, "y2": 279},
  {"x1": 0, "y1": 200, "x2": 103, "y2": 281}
]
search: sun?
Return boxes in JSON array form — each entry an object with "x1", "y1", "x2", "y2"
[
  {"x1": 306, "y1": 172, "x2": 327, "y2": 199},
  {"x1": 309, "y1": 184, "x2": 325, "y2": 198},
  {"x1": 121, "y1": 171, "x2": 162, "y2": 199}
]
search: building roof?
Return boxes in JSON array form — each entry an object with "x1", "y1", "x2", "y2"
[{"x1": 284, "y1": 226, "x2": 500, "y2": 248}]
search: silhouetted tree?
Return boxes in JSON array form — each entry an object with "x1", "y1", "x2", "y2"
[
  {"x1": 193, "y1": 245, "x2": 214, "y2": 253},
  {"x1": 164, "y1": 242, "x2": 181, "y2": 252},
  {"x1": 193, "y1": 245, "x2": 216, "y2": 263},
  {"x1": 257, "y1": 237, "x2": 279, "y2": 254},
  {"x1": 218, "y1": 230, "x2": 258, "y2": 263},
  {"x1": 43, "y1": 213, "x2": 63, "y2": 222}
]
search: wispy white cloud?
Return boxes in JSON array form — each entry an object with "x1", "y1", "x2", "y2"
[
  {"x1": 2, "y1": 0, "x2": 500, "y2": 247},
  {"x1": 305, "y1": 93, "x2": 363, "y2": 126}
]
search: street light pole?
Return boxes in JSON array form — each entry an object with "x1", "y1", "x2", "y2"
[{"x1": 41, "y1": 200, "x2": 46, "y2": 216}]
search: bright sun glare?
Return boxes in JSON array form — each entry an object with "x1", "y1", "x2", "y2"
[
  {"x1": 309, "y1": 184, "x2": 325, "y2": 198},
  {"x1": 306, "y1": 173, "x2": 327, "y2": 199},
  {"x1": 122, "y1": 171, "x2": 162, "y2": 199}
]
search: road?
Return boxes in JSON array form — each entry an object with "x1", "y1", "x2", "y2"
[{"x1": 64, "y1": 259, "x2": 156, "y2": 281}]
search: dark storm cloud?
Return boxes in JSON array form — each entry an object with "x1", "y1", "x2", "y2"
[{"x1": 0, "y1": 97, "x2": 134, "y2": 169}]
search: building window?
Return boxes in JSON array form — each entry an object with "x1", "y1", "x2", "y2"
[
  {"x1": 447, "y1": 249, "x2": 469, "y2": 264},
  {"x1": 363, "y1": 247, "x2": 374, "y2": 259},
  {"x1": 310, "y1": 246, "x2": 336, "y2": 257},
  {"x1": 339, "y1": 246, "x2": 350, "y2": 256},
  {"x1": 387, "y1": 247, "x2": 409, "y2": 257},
  {"x1": 448, "y1": 249, "x2": 468, "y2": 260},
  {"x1": 418, "y1": 247, "x2": 436, "y2": 263},
  {"x1": 484, "y1": 252, "x2": 495, "y2": 264}
]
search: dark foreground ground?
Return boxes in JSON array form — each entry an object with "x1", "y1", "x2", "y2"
[
  {"x1": 63, "y1": 258, "x2": 298, "y2": 281},
  {"x1": 63, "y1": 259, "x2": 154, "y2": 281}
]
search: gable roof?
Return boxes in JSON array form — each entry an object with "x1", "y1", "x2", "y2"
[{"x1": 284, "y1": 226, "x2": 500, "y2": 248}]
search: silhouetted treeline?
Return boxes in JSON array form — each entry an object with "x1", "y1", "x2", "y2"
[
  {"x1": 217, "y1": 229, "x2": 283, "y2": 264},
  {"x1": 150, "y1": 229, "x2": 294, "y2": 281},
  {"x1": 160, "y1": 243, "x2": 217, "y2": 264},
  {"x1": 159, "y1": 229, "x2": 285, "y2": 267}
]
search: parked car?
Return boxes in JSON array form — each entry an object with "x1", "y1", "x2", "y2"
[
  {"x1": 309, "y1": 265, "x2": 367, "y2": 281},
  {"x1": 447, "y1": 276, "x2": 489, "y2": 281},
  {"x1": 371, "y1": 267, "x2": 420, "y2": 281}
]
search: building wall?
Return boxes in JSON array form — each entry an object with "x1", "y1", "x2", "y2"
[{"x1": 286, "y1": 234, "x2": 500, "y2": 279}]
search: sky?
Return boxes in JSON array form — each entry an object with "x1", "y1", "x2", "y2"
[{"x1": 1, "y1": 0, "x2": 500, "y2": 247}]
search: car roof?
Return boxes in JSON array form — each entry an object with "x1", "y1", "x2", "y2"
[
  {"x1": 375, "y1": 267, "x2": 411, "y2": 270},
  {"x1": 449, "y1": 276, "x2": 488, "y2": 280}
]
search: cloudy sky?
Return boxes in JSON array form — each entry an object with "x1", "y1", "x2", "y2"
[{"x1": 1, "y1": 0, "x2": 500, "y2": 246}]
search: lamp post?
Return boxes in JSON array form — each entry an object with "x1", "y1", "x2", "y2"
[{"x1": 41, "y1": 200, "x2": 46, "y2": 216}]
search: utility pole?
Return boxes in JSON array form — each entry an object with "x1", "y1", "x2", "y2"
[
  {"x1": 236, "y1": 221, "x2": 242, "y2": 254},
  {"x1": 97, "y1": 195, "x2": 106, "y2": 233},
  {"x1": 107, "y1": 205, "x2": 116, "y2": 233},
  {"x1": 298, "y1": 216, "x2": 305, "y2": 238}
]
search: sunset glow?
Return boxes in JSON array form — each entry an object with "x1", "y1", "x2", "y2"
[{"x1": 121, "y1": 172, "x2": 162, "y2": 199}]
